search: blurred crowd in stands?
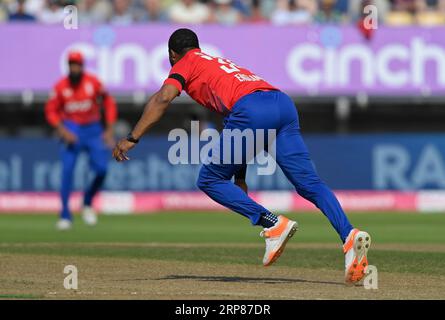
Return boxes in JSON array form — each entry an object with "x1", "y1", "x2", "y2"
[{"x1": 1, "y1": 0, "x2": 445, "y2": 26}]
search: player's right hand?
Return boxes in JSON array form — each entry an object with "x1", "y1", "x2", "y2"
[
  {"x1": 57, "y1": 126, "x2": 78, "y2": 145},
  {"x1": 112, "y1": 138, "x2": 135, "y2": 162}
]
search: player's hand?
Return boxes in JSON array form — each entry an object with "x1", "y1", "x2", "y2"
[
  {"x1": 102, "y1": 126, "x2": 116, "y2": 148},
  {"x1": 112, "y1": 138, "x2": 135, "y2": 162},
  {"x1": 57, "y1": 126, "x2": 78, "y2": 145},
  {"x1": 235, "y1": 179, "x2": 248, "y2": 194}
]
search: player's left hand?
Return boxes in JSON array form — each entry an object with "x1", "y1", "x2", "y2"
[
  {"x1": 103, "y1": 127, "x2": 116, "y2": 148},
  {"x1": 112, "y1": 139, "x2": 135, "y2": 162}
]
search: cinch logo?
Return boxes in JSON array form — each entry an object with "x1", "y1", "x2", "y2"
[
  {"x1": 59, "y1": 43, "x2": 222, "y2": 88},
  {"x1": 287, "y1": 37, "x2": 445, "y2": 90}
]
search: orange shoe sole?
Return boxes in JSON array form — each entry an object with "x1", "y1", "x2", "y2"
[
  {"x1": 345, "y1": 256, "x2": 369, "y2": 284},
  {"x1": 345, "y1": 231, "x2": 371, "y2": 284}
]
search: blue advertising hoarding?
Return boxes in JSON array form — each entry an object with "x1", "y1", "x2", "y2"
[{"x1": 0, "y1": 134, "x2": 444, "y2": 191}]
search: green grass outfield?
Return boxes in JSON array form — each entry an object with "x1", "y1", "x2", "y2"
[{"x1": 1, "y1": 212, "x2": 445, "y2": 276}]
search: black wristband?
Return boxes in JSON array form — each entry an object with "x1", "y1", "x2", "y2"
[{"x1": 126, "y1": 133, "x2": 139, "y2": 144}]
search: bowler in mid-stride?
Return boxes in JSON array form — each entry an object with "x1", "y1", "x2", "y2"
[
  {"x1": 113, "y1": 29, "x2": 371, "y2": 284},
  {"x1": 46, "y1": 51, "x2": 117, "y2": 231}
]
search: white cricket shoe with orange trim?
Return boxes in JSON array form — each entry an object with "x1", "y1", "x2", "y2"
[
  {"x1": 260, "y1": 215, "x2": 298, "y2": 267},
  {"x1": 343, "y1": 228, "x2": 371, "y2": 284},
  {"x1": 56, "y1": 218, "x2": 72, "y2": 231},
  {"x1": 82, "y1": 206, "x2": 98, "y2": 226}
]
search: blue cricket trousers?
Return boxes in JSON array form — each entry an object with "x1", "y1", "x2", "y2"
[
  {"x1": 197, "y1": 91, "x2": 353, "y2": 242},
  {"x1": 60, "y1": 121, "x2": 108, "y2": 220}
]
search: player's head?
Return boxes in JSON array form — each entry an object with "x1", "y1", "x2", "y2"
[
  {"x1": 67, "y1": 50, "x2": 84, "y2": 86},
  {"x1": 168, "y1": 28, "x2": 200, "y2": 67}
]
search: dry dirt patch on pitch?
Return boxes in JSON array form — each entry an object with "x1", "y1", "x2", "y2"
[
  {"x1": 4, "y1": 242, "x2": 445, "y2": 253},
  {"x1": 1, "y1": 252, "x2": 444, "y2": 299}
]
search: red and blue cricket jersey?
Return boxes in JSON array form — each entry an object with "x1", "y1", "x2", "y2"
[
  {"x1": 163, "y1": 49, "x2": 278, "y2": 114},
  {"x1": 45, "y1": 72, "x2": 117, "y2": 127}
]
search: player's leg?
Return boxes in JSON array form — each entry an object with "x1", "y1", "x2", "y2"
[
  {"x1": 197, "y1": 92, "x2": 297, "y2": 266},
  {"x1": 59, "y1": 141, "x2": 80, "y2": 227},
  {"x1": 197, "y1": 157, "x2": 297, "y2": 267},
  {"x1": 274, "y1": 93, "x2": 371, "y2": 283},
  {"x1": 274, "y1": 101, "x2": 353, "y2": 242},
  {"x1": 276, "y1": 130, "x2": 354, "y2": 241},
  {"x1": 197, "y1": 157, "x2": 271, "y2": 226},
  {"x1": 197, "y1": 99, "x2": 279, "y2": 227},
  {"x1": 83, "y1": 124, "x2": 109, "y2": 225},
  {"x1": 84, "y1": 147, "x2": 107, "y2": 208}
]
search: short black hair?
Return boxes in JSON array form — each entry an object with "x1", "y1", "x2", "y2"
[{"x1": 168, "y1": 28, "x2": 200, "y2": 55}]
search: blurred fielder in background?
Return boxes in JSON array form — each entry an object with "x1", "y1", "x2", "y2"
[{"x1": 45, "y1": 51, "x2": 117, "y2": 231}]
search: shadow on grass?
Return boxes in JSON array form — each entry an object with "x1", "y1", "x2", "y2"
[{"x1": 114, "y1": 274, "x2": 346, "y2": 286}]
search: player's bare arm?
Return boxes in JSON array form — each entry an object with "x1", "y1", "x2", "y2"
[
  {"x1": 45, "y1": 88, "x2": 78, "y2": 145},
  {"x1": 103, "y1": 123, "x2": 115, "y2": 148},
  {"x1": 113, "y1": 84, "x2": 179, "y2": 162},
  {"x1": 101, "y1": 92, "x2": 118, "y2": 148}
]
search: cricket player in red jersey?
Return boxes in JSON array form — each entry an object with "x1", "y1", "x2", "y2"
[
  {"x1": 46, "y1": 51, "x2": 117, "y2": 231},
  {"x1": 113, "y1": 29, "x2": 371, "y2": 284}
]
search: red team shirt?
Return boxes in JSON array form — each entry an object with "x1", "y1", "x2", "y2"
[
  {"x1": 163, "y1": 49, "x2": 278, "y2": 114},
  {"x1": 45, "y1": 72, "x2": 117, "y2": 127}
]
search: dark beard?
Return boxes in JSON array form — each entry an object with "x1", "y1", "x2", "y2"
[{"x1": 68, "y1": 72, "x2": 83, "y2": 85}]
